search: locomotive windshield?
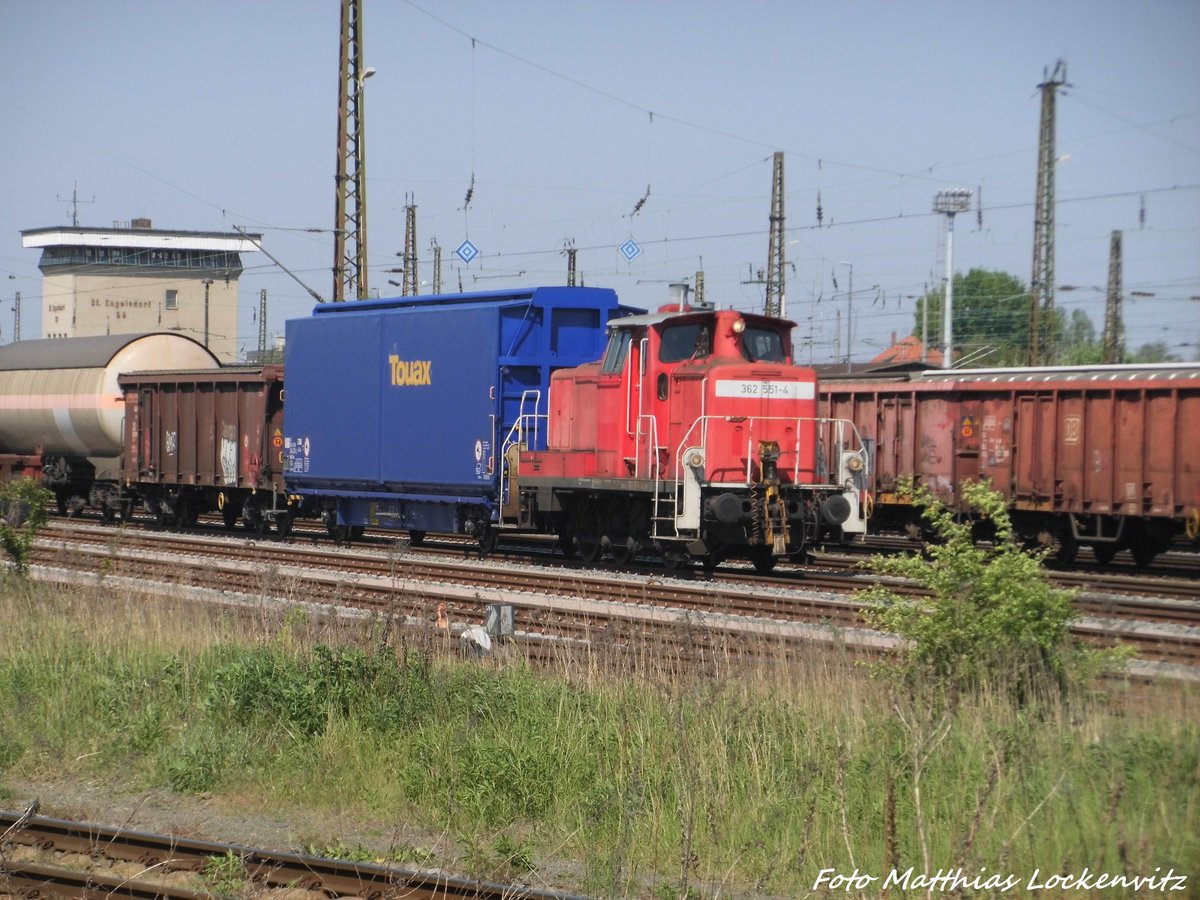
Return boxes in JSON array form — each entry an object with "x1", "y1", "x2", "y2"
[
  {"x1": 601, "y1": 330, "x2": 633, "y2": 374},
  {"x1": 659, "y1": 322, "x2": 712, "y2": 362},
  {"x1": 741, "y1": 325, "x2": 786, "y2": 363}
]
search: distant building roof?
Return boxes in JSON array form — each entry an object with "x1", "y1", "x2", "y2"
[
  {"x1": 21, "y1": 224, "x2": 261, "y2": 253},
  {"x1": 869, "y1": 334, "x2": 944, "y2": 367}
]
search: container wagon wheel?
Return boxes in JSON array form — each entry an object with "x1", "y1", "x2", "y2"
[
  {"x1": 408, "y1": 530, "x2": 426, "y2": 546},
  {"x1": 276, "y1": 513, "x2": 293, "y2": 540},
  {"x1": 478, "y1": 525, "x2": 498, "y2": 557},
  {"x1": 327, "y1": 523, "x2": 352, "y2": 545}
]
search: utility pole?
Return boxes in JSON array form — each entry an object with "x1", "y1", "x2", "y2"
[
  {"x1": 401, "y1": 199, "x2": 418, "y2": 295},
  {"x1": 1029, "y1": 60, "x2": 1068, "y2": 365},
  {"x1": 332, "y1": 0, "x2": 373, "y2": 301},
  {"x1": 764, "y1": 151, "x2": 786, "y2": 318},
  {"x1": 257, "y1": 289, "x2": 268, "y2": 358},
  {"x1": 431, "y1": 239, "x2": 442, "y2": 294},
  {"x1": 1101, "y1": 230, "x2": 1125, "y2": 364},
  {"x1": 202, "y1": 279, "x2": 214, "y2": 349}
]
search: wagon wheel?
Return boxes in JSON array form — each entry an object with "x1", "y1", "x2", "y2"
[
  {"x1": 275, "y1": 512, "x2": 293, "y2": 540},
  {"x1": 1055, "y1": 532, "x2": 1079, "y2": 564},
  {"x1": 221, "y1": 503, "x2": 239, "y2": 530},
  {"x1": 408, "y1": 530, "x2": 426, "y2": 546},
  {"x1": 1092, "y1": 543, "x2": 1117, "y2": 566},
  {"x1": 327, "y1": 523, "x2": 352, "y2": 545}
]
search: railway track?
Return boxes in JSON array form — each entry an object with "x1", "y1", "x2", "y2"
[
  {"x1": 28, "y1": 519, "x2": 1200, "y2": 675},
  {"x1": 0, "y1": 808, "x2": 583, "y2": 899}
]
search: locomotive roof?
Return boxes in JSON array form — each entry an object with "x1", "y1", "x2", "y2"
[
  {"x1": 608, "y1": 308, "x2": 797, "y2": 331},
  {"x1": 0, "y1": 332, "x2": 212, "y2": 371}
]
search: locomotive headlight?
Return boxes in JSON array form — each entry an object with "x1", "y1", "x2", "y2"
[{"x1": 731, "y1": 317, "x2": 746, "y2": 334}]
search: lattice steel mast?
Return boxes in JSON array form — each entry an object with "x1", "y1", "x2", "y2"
[
  {"x1": 332, "y1": 0, "x2": 372, "y2": 301},
  {"x1": 764, "y1": 151, "x2": 786, "y2": 318},
  {"x1": 1028, "y1": 60, "x2": 1068, "y2": 364}
]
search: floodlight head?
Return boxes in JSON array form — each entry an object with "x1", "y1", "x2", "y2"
[{"x1": 933, "y1": 188, "x2": 973, "y2": 214}]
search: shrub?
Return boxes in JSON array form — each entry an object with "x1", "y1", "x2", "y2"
[
  {"x1": 0, "y1": 478, "x2": 52, "y2": 575},
  {"x1": 860, "y1": 479, "x2": 1114, "y2": 701}
]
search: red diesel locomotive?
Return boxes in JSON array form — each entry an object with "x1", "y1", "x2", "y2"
[{"x1": 506, "y1": 303, "x2": 867, "y2": 570}]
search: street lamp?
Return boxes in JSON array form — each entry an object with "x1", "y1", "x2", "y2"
[
  {"x1": 202, "y1": 279, "x2": 214, "y2": 349},
  {"x1": 933, "y1": 189, "x2": 972, "y2": 368},
  {"x1": 839, "y1": 261, "x2": 853, "y2": 372}
]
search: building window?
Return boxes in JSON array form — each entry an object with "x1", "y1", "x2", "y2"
[{"x1": 165, "y1": 289, "x2": 178, "y2": 310}]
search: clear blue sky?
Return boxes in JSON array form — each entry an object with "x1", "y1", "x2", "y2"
[{"x1": 2, "y1": 0, "x2": 1197, "y2": 361}]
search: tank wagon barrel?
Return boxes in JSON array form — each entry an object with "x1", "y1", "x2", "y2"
[{"x1": 0, "y1": 333, "x2": 220, "y2": 512}]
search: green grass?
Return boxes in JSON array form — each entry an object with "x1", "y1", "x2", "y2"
[{"x1": 0, "y1": 577, "x2": 1196, "y2": 897}]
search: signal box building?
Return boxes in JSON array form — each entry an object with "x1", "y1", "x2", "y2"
[{"x1": 21, "y1": 220, "x2": 261, "y2": 363}]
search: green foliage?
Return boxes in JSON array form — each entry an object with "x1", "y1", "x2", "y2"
[
  {"x1": 0, "y1": 478, "x2": 52, "y2": 575},
  {"x1": 202, "y1": 850, "x2": 249, "y2": 899},
  {"x1": 861, "y1": 479, "x2": 1093, "y2": 700},
  {"x1": 0, "y1": 582, "x2": 1192, "y2": 895},
  {"x1": 913, "y1": 268, "x2": 1037, "y2": 366}
]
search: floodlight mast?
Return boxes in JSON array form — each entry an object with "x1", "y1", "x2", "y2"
[{"x1": 933, "y1": 189, "x2": 972, "y2": 369}]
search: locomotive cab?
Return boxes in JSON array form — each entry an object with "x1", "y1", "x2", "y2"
[{"x1": 515, "y1": 305, "x2": 866, "y2": 570}]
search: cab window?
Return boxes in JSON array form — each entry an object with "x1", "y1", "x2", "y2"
[
  {"x1": 659, "y1": 322, "x2": 712, "y2": 363},
  {"x1": 601, "y1": 330, "x2": 633, "y2": 374},
  {"x1": 742, "y1": 326, "x2": 786, "y2": 363}
]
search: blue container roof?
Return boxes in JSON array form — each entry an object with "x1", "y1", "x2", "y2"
[{"x1": 310, "y1": 285, "x2": 623, "y2": 317}]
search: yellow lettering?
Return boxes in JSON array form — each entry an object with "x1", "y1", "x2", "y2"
[{"x1": 388, "y1": 355, "x2": 432, "y2": 386}]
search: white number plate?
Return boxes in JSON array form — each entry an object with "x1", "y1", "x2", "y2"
[{"x1": 715, "y1": 379, "x2": 814, "y2": 400}]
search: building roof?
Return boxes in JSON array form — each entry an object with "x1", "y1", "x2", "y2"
[
  {"x1": 21, "y1": 225, "x2": 262, "y2": 253},
  {"x1": 869, "y1": 334, "x2": 944, "y2": 367}
]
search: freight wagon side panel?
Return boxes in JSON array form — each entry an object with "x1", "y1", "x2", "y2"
[
  {"x1": 283, "y1": 314, "x2": 383, "y2": 489},
  {"x1": 376, "y1": 305, "x2": 501, "y2": 493},
  {"x1": 120, "y1": 368, "x2": 284, "y2": 492}
]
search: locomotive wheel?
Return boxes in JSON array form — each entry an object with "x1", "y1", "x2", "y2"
[
  {"x1": 577, "y1": 537, "x2": 603, "y2": 565},
  {"x1": 749, "y1": 545, "x2": 778, "y2": 574}
]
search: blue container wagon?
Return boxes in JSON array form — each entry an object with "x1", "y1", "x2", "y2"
[{"x1": 283, "y1": 286, "x2": 640, "y2": 546}]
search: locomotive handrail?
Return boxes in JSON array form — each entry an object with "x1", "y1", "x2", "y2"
[
  {"x1": 498, "y1": 390, "x2": 544, "y2": 509},
  {"x1": 672, "y1": 415, "x2": 867, "y2": 487}
]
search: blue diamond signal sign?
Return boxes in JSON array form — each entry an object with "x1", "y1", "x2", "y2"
[
  {"x1": 455, "y1": 239, "x2": 479, "y2": 265},
  {"x1": 619, "y1": 238, "x2": 642, "y2": 262}
]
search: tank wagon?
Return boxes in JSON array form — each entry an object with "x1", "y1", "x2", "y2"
[
  {"x1": 283, "y1": 286, "x2": 638, "y2": 545},
  {"x1": 118, "y1": 366, "x2": 287, "y2": 531},
  {"x1": 818, "y1": 364, "x2": 1200, "y2": 565},
  {"x1": 0, "y1": 332, "x2": 220, "y2": 515},
  {"x1": 509, "y1": 305, "x2": 868, "y2": 570}
]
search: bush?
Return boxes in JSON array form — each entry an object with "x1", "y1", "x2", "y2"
[
  {"x1": 860, "y1": 479, "x2": 1115, "y2": 701},
  {"x1": 0, "y1": 478, "x2": 52, "y2": 575}
]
